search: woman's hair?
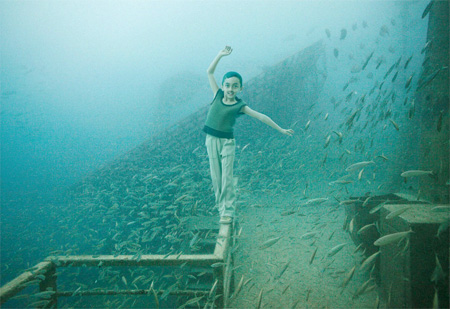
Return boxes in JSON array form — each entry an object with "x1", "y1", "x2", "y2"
[{"x1": 222, "y1": 71, "x2": 243, "y2": 87}]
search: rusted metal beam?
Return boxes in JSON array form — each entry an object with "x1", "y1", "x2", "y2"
[
  {"x1": 39, "y1": 262, "x2": 57, "y2": 308},
  {"x1": 1, "y1": 223, "x2": 233, "y2": 307},
  {"x1": 49, "y1": 254, "x2": 221, "y2": 267},
  {"x1": 57, "y1": 288, "x2": 208, "y2": 297},
  {"x1": 0, "y1": 261, "x2": 53, "y2": 305},
  {"x1": 212, "y1": 223, "x2": 233, "y2": 308},
  {"x1": 214, "y1": 223, "x2": 231, "y2": 258}
]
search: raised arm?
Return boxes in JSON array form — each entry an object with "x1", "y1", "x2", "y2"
[
  {"x1": 242, "y1": 106, "x2": 294, "y2": 136},
  {"x1": 207, "y1": 46, "x2": 232, "y2": 95}
]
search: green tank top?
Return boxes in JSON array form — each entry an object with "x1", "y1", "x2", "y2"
[{"x1": 203, "y1": 89, "x2": 247, "y2": 138}]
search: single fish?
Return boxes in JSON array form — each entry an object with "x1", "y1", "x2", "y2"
[
  {"x1": 361, "y1": 51, "x2": 374, "y2": 70},
  {"x1": 179, "y1": 296, "x2": 204, "y2": 309},
  {"x1": 374, "y1": 230, "x2": 413, "y2": 246},
  {"x1": 256, "y1": 288, "x2": 263, "y2": 309},
  {"x1": 391, "y1": 71, "x2": 399, "y2": 82},
  {"x1": 327, "y1": 243, "x2": 347, "y2": 257},
  {"x1": 259, "y1": 236, "x2": 282, "y2": 249},
  {"x1": 329, "y1": 179, "x2": 353, "y2": 185},
  {"x1": 241, "y1": 143, "x2": 250, "y2": 152},
  {"x1": 281, "y1": 209, "x2": 296, "y2": 216},
  {"x1": 207, "y1": 279, "x2": 218, "y2": 300},
  {"x1": 376, "y1": 60, "x2": 383, "y2": 69},
  {"x1": 322, "y1": 153, "x2": 328, "y2": 166},
  {"x1": 430, "y1": 254, "x2": 445, "y2": 283},
  {"x1": 408, "y1": 99, "x2": 415, "y2": 119},
  {"x1": 72, "y1": 286, "x2": 82, "y2": 296},
  {"x1": 404, "y1": 55, "x2": 413, "y2": 69},
  {"x1": 400, "y1": 170, "x2": 434, "y2": 177},
  {"x1": 282, "y1": 284, "x2": 290, "y2": 295},
  {"x1": 232, "y1": 276, "x2": 244, "y2": 299},
  {"x1": 389, "y1": 119, "x2": 400, "y2": 131},
  {"x1": 376, "y1": 154, "x2": 389, "y2": 161},
  {"x1": 324, "y1": 135, "x2": 331, "y2": 148},
  {"x1": 332, "y1": 131, "x2": 343, "y2": 144},
  {"x1": 325, "y1": 29, "x2": 331, "y2": 38},
  {"x1": 358, "y1": 168, "x2": 364, "y2": 181},
  {"x1": 345, "y1": 109, "x2": 360, "y2": 127},
  {"x1": 340, "y1": 199, "x2": 357, "y2": 205},
  {"x1": 362, "y1": 196, "x2": 372, "y2": 207},
  {"x1": 369, "y1": 200, "x2": 390, "y2": 214},
  {"x1": 348, "y1": 218, "x2": 354, "y2": 234},
  {"x1": 386, "y1": 205, "x2": 412, "y2": 219},
  {"x1": 309, "y1": 247, "x2": 318, "y2": 265},
  {"x1": 417, "y1": 67, "x2": 447, "y2": 90},
  {"x1": 275, "y1": 260, "x2": 291, "y2": 280},
  {"x1": 384, "y1": 63, "x2": 396, "y2": 79},
  {"x1": 305, "y1": 197, "x2": 328, "y2": 205},
  {"x1": 357, "y1": 223, "x2": 375, "y2": 235},
  {"x1": 432, "y1": 206, "x2": 450, "y2": 212},
  {"x1": 353, "y1": 243, "x2": 364, "y2": 254},
  {"x1": 345, "y1": 161, "x2": 375, "y2": 172},
  {"x1": 341, "y1": 265, "x2": 356, "y2": 288},
  {"x1": 342, "y1": 81, "x2": 350, "y2": 91},
  {"x1": 360, "y1": 251, "x2": 380, "y2": 271},
  {"x1": 433, "y1": 288, "x2": 439, "y2": 309},
  {"x1": 211, "y1": 262, "x2": 227, "y2": 268},
  {"x1": 31, "y1": 291, "x2": 56, "y2": 299},
  {"x1": 379, "y1": 25, "x2": 389, "y2": 37},
  {"x1": 353, "y1": 278, "x2": 375, "y2": 299},
  {"x1": 405, "y1": 73, "x2": 414, "y2": 88},
  {"x1": 345, "y1": 90, "x2": 356, "y2": 102},
  {"x1": 300, "y1": 231, "x2": 317, "y2": 240},
  {"x1": 422, "y1": 1, "x2": 434, "y2": 19},
  {"x1": 340, "y1": 28, "x2": 347, "y2": 40},
  {"x1": 304, "y1": 120, "x2": 311, "y2": 131}
]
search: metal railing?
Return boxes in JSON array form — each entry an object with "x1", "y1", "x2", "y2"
[{"x1": 0, "y1": 222, "x2": 233, "y2": 308}]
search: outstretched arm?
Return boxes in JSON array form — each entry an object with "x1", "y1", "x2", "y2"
[
  {"x1": 242, "y1": 106, "x2": 294, "y2": 136},
  {"x1": 207, "y1": 46, "x2": 232, "y2": 95}
]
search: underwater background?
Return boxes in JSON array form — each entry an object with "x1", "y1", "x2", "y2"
[{"x1": 1, "y1": 0, "x2": 448, "y2": 308}]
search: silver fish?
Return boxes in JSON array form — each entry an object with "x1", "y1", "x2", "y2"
[
  {"x1": 259, "y1": 236, "x2": 282, "y2": 249},
  {"x1": 345, "y1": 161, "x2": 375, "y2": 172},
  {"x1": 327, "y1": 243, "x2": 347, "y2": 257},
  {"x1": 400, "y1": 170, "x2": 433, "y2": 177},
  {"x1": 360, "y1": 251, "x2": 380, "y2": 271},
  {"x1": 305, "y1": 197, "x2": 328, "y2": 205},
  {"x1": 374, "y1": 230, "x2": 413, "y2": 246},
  {"x1": 422, "y1": 0, "x2": 434, "y2": 19},
  {"x1": 386, "y1": 206, "x2": 411, "y2": 219}
]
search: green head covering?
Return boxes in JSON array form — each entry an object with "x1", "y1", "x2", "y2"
[{"x1": 222, "y1": 71, "x2": 243, "y2": 87}]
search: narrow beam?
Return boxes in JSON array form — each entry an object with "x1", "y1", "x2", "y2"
[
  {"x1": 214, "y1": 223, "x2": 231, "y2": 258},
  {"x1": 0, "y1": 261, "x2": 53, "y2": 305},
  {"x1": 57, "y1": 288, "x2": 208, "y2": 297},
  {"x1": 48, "y1": 254, "x2": 221, "y2": 267}
]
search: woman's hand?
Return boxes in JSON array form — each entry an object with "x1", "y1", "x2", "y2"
[
  {"x1": 218, "y1": 46, "x2": 232, "y2": 57},
  {"x1": 281, "y1": 128, "x2": 294, "y2": 136}
]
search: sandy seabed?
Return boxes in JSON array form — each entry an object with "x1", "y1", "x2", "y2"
[{"x1": 228, "y1": 191, "x2": 378, "y2": 309}]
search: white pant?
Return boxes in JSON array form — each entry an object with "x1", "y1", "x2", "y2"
[{"x1": 205, "y1": 134, "x2": 236, "y2": 218}]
